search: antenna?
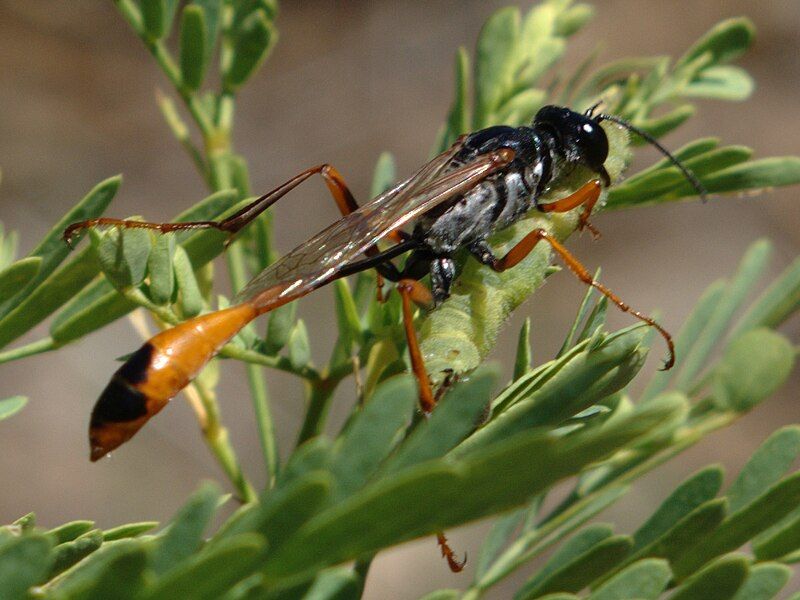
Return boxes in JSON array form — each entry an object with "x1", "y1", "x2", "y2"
[{"x1": 596, "y1": 113, "x2": 708, "y2": 201}]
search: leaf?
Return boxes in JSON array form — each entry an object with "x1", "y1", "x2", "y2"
[
  {"x1": 513, "y1": 318, "x2": 532, "y2": 380},
  {"x1": 80, "y1": 545, "x2": 147, "y2": 600},
  {"x1": 671, "y1": 239, "x2": 772, "y2": 391},
  {"x1": 517, "y1": 535, "x2": 632, "y2": 599},
  {"x1": 632, "y1": 465, "x2": 724, "y2": 552},
  {"x1": 630, "y1": 498, "x2": 727, "y2": 567},
  {"x1": 684, "y1": 65, "x2": 754, "y2": 101},
  {"x1": 90, "y1": 223, "x2": 151, "y2": 290},
  {"x1": 0, "y1": 177, "x2": 120, "y2": 347},
  {"x1": 726, "y1": 427, "x2": 800, "y2": 514},
  {"x1": 180, "y1": 5, "x2": 208, "y2": 90},
  {"x1": 140, "y1": 0, "x2": 168, "y2": 39},
  {"x1": 455, "y1": 326, "x2": 647, "y2": 457},
  {"x1": 47, "y1": 520, "x2": 95, "y2": 544},
  {"x1": 333, "y1": 279, "x2": 362, "y2": 352},
  {"x1": 477, "y1": 485, "x2": 630, "y2": 591},
  {"x1": 557, "y1": 269, "x2": 600, "y2": 357},
  {"x1": 672, "y1": 471, "x2": 800, "y2": 579},
  {"x1": 758, "y1": 517, "x2": 800, "y2": 562},
  {"x1": 474, "y1": 7, "x2": 520, "y2": 126},
  {"x1": 384, "y1": 365, "x2": 498, "y2": 474},
  {"x1": 370, "y1": 152, "x2": 396, "y2": 197},
  {"x1": 474, "y1": 510, "x2": 526, "y2": 582},
  {"x1": 49, "y1": 529, "x2": 104, "y2": 577},
  {"x1": 587, "y1": 558, "x2": 671, "y2": 600},
  {"x1": 173, "y1": 244, "x2": 203, "y2": 317},
  {"x1": 513, "y1": 524, "x2": 613, "y2": 599},
  {"x1": 731, "y1": 563, "x2": 791, "y2": 600},
  {"x1": 676, "y1": 17, "x2": 755, "y2": 69},
  {"x1": 713, "y1": 329, "x2": 795, "y2": 413},
  {"x1": 152, "y1": 482, "x2": 220, "y2": 575},
  {"x1": 329, "y1": 375, "x2": 416, "y2": 500},
  {"x1": 0, "y1": 257, "x2": 40, "y2": 301},
  {"x1": 733, "y1": 255, "x2": 800, "y2": 334},
  {"x1": 0, "y1": 396, "x2": 27, "y2": 420},
  {"x1": 303, "y1": 567, "x2": 361, "y2": 600},
  {"x1": 641, "y1": 279, "x2": 726, "y2": 400},
  {"x1": 444, "y1": 47, "x2": 470, "y2": 143},
  {"x1": 418, "y1": 591, "x2": 460, "y2": 600},
  {"x1": 702, "y1": 157, "x2": 800, "y2": 194},
  {"x1": 211, "y1": 471, "x2": 331, "y2": 554},
  {"x1": 147, "y1": 233, "x2": 176, "y2": 305},
  {"x1": 670, "y1": 554, "x2": 749, "y2": 600},
  {"x1": 263, "y1": 395, "x2": 684, "y2": 581},
  {"x1": 49, "y1": 539, "x2": 146, "y2": 596},
  {"x1": 287, "y1": 319, "x2": 311, "y2": 370},
  {"x1": 634, "y1": 104, "x2": 696, "y2": 139},
  {"x1": 143, "y1": 534, "x2": 265, "y2": 600},
  {"x1": 264, "y1": 301, "x2": 297, "y2": 353},
  {"x1": 102, "y1": 521, "x2": 159, "y2": 541},
  {"x1": 0, "y1": 534, "x2": 53, "y2": 599},
  {"x1": 49, "y1": 190, "x2": 240, "y2": 343},
  {"x1": 194, "y1": 0, "x2": 221, "y2": 66},
  {"x1": 224, "y1": 10, "x2": 276, "y2": 91}
]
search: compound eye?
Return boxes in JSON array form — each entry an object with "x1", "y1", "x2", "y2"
[{"x1": 577, "y1": 121, "x2": 609, "y2": 169}]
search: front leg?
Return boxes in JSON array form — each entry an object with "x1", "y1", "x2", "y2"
[{"x1": 430, "y1": 257, "x2": 456, "y2": 304}]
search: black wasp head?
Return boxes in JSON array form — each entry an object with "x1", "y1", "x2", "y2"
[{"x1": 533, "y1": 105, "x2": 611, "y2": 186}]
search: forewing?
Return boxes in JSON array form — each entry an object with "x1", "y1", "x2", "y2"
[{"x1": 238, "y1": 142, "x2": 514, "y2": 311}]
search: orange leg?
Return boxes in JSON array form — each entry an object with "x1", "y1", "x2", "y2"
[
  {"x1": 63, "y1": 164, "x2": 396, "y2": 251},
  {"x1": 482, "y1": 229, "x2": 675, "y2": 370},
  {"x1": 437, "y1": 532, "x2": 466, "y2": 573},
  {"x1": 397, "y1": 279, "x2": 436, "y2": 413},
  {"x1": 539, "y1": 179, "x2": 603, "y2": 239}
]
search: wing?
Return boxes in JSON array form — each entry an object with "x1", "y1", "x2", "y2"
[{"x1": 237, "y1": 141, "x2": 515, "y2": 311}]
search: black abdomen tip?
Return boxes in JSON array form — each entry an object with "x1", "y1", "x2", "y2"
[{"x1": 90, "y1": 376, "x2": 148, "y2": 427}]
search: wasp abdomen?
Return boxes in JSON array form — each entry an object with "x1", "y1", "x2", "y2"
[{"x1": 88, "y1": 303, "x2": 258, "y2": 461}]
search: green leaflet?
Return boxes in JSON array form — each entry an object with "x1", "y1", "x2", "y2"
[
  {"x1": 712, "y1": 329, "x2": 795, "y2": 413},
  {"x1": 516, "y1": 535, "x2": 632, "y2": 598},
  {"x1": 152, "y1": 482, "x2": 221, "y2": 575},
  {"x1": 670, "y1": 554, "x2": 749, "y2": 600},
  {"x1": 143, "y1": 534, "x2": 265, "y2": 600},
  {"x1": 586, "y1": 558, "x2": 670, "y2": 600},
  {"x1": 102, "y1": 522, "x2": 159, "y2": 542},
  {"x1": 0, "y1": 176, "x2": 120, "y2": 348},
  {"x1": 179, "y1": 5, "x2": 208, "y2": 91},
  {"x1": 224, "y1": 10, "x2": 276, "y2": 91},
  {"x1": 515, "y1": 525, "x2": 622, "y2": 599},
  {"x1": 725, "y1": 427, "x2": 800, "y2": 514},
  {"x1": 0, "y1": 534, "x2": 53, "y2": 598},
  {"x1": 46, "y1": 520, "x2": 95, "y2": 545},
  {"x1": 382, "y1": 365, "x2": 498, "y2": 474},
  {"x1": 672, "y1": 471, "x2": 800, "y2": 579},
  {"x1": 631, "y1": 465, "x2": 724, "y2": 552},
  {"x1": 0, "y1": 395, "x2": 27, "y2": 420},
  {"x1": 0, "y1": 257, "x2": 40, "y2": 301},
  {"x1": 731, "y1": 563, "x2": 791, "y2": 600},
  {"x1": 329, "y1": 375, "x2": 416, "y2": 500},
  {"x1": 48, "y1": 529, "x2": 104, "y2": 578}
]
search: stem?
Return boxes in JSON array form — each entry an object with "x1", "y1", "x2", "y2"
[
  {"x1": 114, "y1": 0, "x2": 214, "y2": 136},
  {"x1": 193, "y1": 379, "x2": 256, "y2": 503},
  {"x1": 0, "y1": 337, "x2": 58, "y2": 365},
  {"x1": 296, "y1": 380, "x2": 338, "y2": 445},
  {"x1": 219, "y1": 344, "x2": 320, "y2": 381}
]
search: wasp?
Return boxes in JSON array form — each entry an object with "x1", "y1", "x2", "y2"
[{"x1": 65, "y1": 105, "x2": 704, "y2": 467}]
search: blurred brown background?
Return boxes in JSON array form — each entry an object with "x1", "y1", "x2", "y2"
[{"x1": 0, "y1": 1, "x2": 798, "y2": 598}]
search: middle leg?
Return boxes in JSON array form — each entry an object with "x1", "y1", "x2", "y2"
[{"x1": 470, "y1": 228, "x2": 675, "y2": 369}]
